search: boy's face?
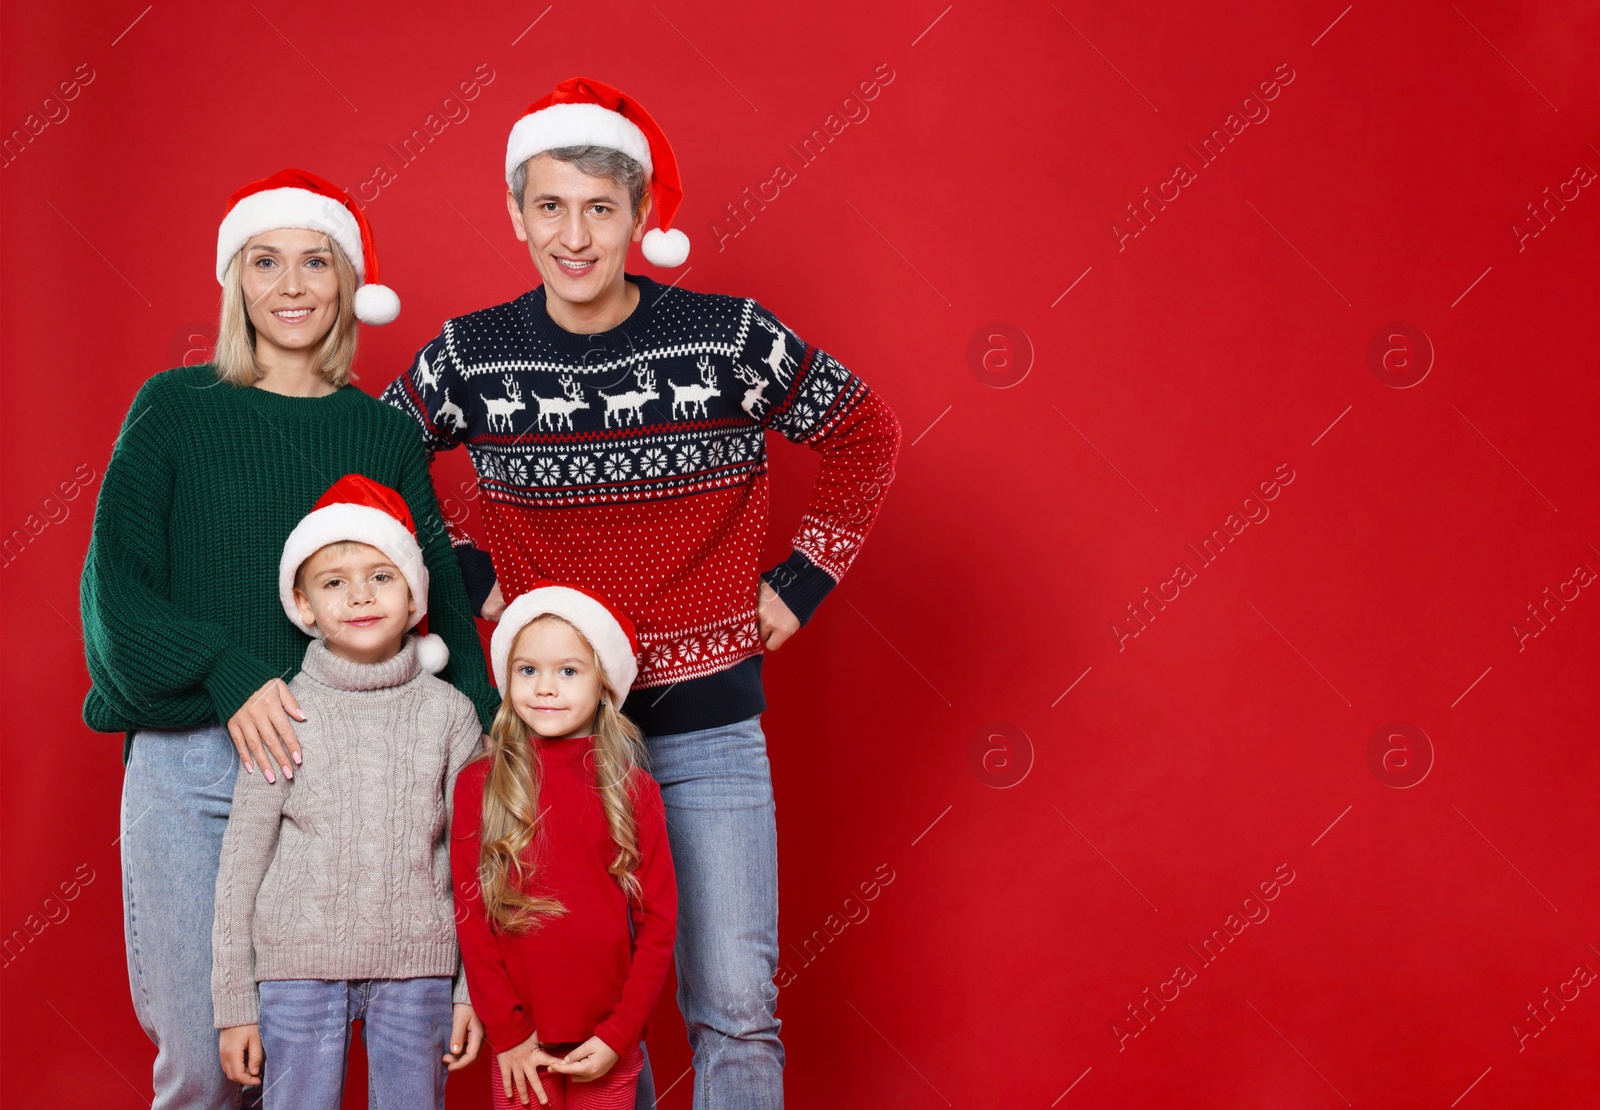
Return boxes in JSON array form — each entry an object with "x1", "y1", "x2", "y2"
[
  {"x1": 506, "y1": 617, "x2": 604, "y2": 741},
  {"x1": 293, "y1": 541, "x2": 415, "y2": 664}
]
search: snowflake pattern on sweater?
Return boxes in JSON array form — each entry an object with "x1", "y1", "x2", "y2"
[{"x1": 381, "y1": 275, "x2": 901, "y2": 693}]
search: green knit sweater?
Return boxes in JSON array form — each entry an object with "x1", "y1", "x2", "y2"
[{"x1": 79, "y1": 364, "x2": 500, "y2": 761}]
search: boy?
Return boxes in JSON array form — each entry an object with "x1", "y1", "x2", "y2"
[{"x1": 211, "y1": 473, "x2": 485, "y2": 1109}]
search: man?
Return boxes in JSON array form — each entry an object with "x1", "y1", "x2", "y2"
[{"x1": 382, "y1": 76, "x2": 901, "y2": 1108}]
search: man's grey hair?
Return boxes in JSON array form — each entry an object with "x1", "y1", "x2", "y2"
[{"x1": 510, "y1": 146, "x2": 647, "y2": 213}]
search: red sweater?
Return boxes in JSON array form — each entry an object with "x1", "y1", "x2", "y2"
[{"x1": 450, "y1": 735, "x2": 677, "y2": 1055}]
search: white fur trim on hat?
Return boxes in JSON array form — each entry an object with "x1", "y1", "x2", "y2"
[
  {"x1": 641, "y1": 227, "x2": 690, "y2": 267},
  {"x1": 217, "y1": 187, "x2": 366, "y2": 283},
  {"x1": 490, "y1": 587, "x2": 639, "y2": 701},
  {"x1": 505, "y1": 102, "x2": 654, "y2": 186},
  {"x1": 279, "y1": 503, "x2": 430, "y2": 633},
  {"x1": 354, "y1": 283, "x2": 400, "y2": 325}
]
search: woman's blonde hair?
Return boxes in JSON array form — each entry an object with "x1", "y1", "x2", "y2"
[
  {"x1": 212, "y1": 232, "x2": 360, "y2": 387},
  {"x1": 475, "y1": 614, "x2": 651, "y2": 934}
]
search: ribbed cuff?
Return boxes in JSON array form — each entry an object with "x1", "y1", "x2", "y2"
[
  {"x1": 453, "y1": 965, "x2": 471, "y2": 1007},
  {"x1": 761, "y1": 549, "x2": 837, "y2": 626},
  {"x1": 202, "y1": 645, "x2": 283, "y2": 725},
  {"x1": 213, "y1": 989, "x2": 261, "y2": 1029}
]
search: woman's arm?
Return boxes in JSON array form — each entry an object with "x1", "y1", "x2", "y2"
[
  {"x1": 80, "y1": 376, "x2": 282, "y2": 721},
  {"x1": 592, "y1": 772, "x2": 679, "y2": 1056},
  {"x1": 80, "y1": 376, "x2": 304, "y2": 775}
]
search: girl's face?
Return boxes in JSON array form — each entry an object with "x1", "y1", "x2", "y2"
[
  {"x1": 292, "y1": 541, "x2": 414, "y2": 664},
  {"x1": 506, "y1": 618, "x2": 604, "y2": 741},
  {"x1": 240, "y1": 227, "x2": 341, "y2": 365}
]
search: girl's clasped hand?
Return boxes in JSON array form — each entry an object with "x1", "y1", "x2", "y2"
[{"x1": 497, "y1": 1032, "x2": 621, "y2": 1106}]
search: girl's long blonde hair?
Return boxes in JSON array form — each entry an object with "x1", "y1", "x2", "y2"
[
  {"x1": 212, "y1": 233, "x2": 360, "y2": 387},
  {"x1": 476, "y1": 614, "x2": 651, "y2": 934}
]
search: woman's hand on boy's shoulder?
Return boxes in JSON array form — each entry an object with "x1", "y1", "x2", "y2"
[
  {"x1": 443, "y1": 1003, "x2": 484, "y2": 1070},
  {"x1": 226, "y1": 677, "x2": 305, "y2": 784}
]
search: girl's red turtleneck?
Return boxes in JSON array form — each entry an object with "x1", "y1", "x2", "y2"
[{"x1": 450, "y1": 733, "x2": 677, "y2": 1054}]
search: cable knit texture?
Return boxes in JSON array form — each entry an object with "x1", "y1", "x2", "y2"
[
  {"x1": 78, "y1": 364, "x2": 501, "y2": 759},
  {"x1": 211, "y1": 634, "x2": 484, "y2": 1028}
]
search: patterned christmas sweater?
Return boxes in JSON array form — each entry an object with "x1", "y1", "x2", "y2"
[{"x1": 381, "y1": 274, "x2": 902, "y2": 736}]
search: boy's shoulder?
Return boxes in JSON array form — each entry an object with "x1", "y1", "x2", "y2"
[{"x1": 414, "y1": 671, "x2": 481, "y2": 720}]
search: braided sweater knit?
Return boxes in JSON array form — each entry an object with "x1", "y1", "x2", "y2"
[
  {"x1": 78, "y1": 364, "x2": 500, "y2": 761},
  {"x1": 211, "y1": 634, "x2": 482, "y2": 1028}
]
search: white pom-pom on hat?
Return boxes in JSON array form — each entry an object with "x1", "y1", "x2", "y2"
[
  {"x1": 414, "y1": 631, "x2": 450, "y2": 675},
  {"x1": 641, "y1": 227, "x2": 690, "y2": 268},
  {"x1": 354, "y1": 282, "x2": 401, "y2": 326}
]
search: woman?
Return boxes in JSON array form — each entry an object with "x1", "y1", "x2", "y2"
[{"x1": 79, "y1": 168, "x2": 497, "y2": 1109}]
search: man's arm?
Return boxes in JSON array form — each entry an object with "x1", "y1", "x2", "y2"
[
  {"x1": 737, "y1": 303, "x2": 904, "y2": 626},
  {"x1": 380, "y1": 330, "x2": 498, "y2": 618}
]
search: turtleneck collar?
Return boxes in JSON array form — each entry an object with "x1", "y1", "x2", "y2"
[
  {"x1": 534, "y1": 733, "x2": 596, "y2": 760},
  {"x1": 298, "y1": 633, "x2": 422, "y2": 692}
]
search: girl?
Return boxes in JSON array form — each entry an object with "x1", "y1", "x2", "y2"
[
  {"x1": 452, "y1": 581, "x2": 678, "y2": 1108},
  {"x1": 80, "y1": 168, "x2": 499, "y2": 1109}
]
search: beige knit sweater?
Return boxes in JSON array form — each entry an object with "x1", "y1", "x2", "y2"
[{"x1": 211, "y1": 633, "x2": 484, "y2": 1028}]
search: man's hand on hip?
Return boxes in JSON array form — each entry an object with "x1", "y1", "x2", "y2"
[
  {"x1": 482, "y1": 580, "x2": 507, "y2": 621},
  {"x1": 757, "y1": 579, "x2": 800, "y2": 650}
]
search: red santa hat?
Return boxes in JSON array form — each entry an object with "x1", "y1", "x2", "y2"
[
  {"x1": 504, "y1": 76, "x2": 690, "y2": 269},
  {"x1": 490, "y1": 579, "x2": 641, "y2": 701},
  {"x1": 216, "y1": 167, "x2": 401, "y2": 325},
  {"x1": 279, "y1": 474, "x2": 449, "y2": 674}
]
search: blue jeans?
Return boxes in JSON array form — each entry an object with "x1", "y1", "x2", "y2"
[
  {"x1": 257, "y1": 977, "x2": 452, "y2": 1109},
  {"x1": 633, "y1": 712, "x2": 784, "y2": 1109},
  {"x1": 121, "y1": 722, "x2": 262, "y2": 1109}
]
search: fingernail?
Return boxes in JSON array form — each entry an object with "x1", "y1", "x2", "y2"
[
  {"x1": 294, "y1": 751, "x2": 303, "y2": 764},
  {"x1": 284, "y1": 767, "x2": 294, "y2": 779},
  {"x1": 245, "y1": 761, "x2": 256, "y2": 774}
]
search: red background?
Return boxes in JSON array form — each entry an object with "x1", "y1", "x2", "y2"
[{"x1": 4, "y1": 1, "x2": 1598, "y2": 1106}]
